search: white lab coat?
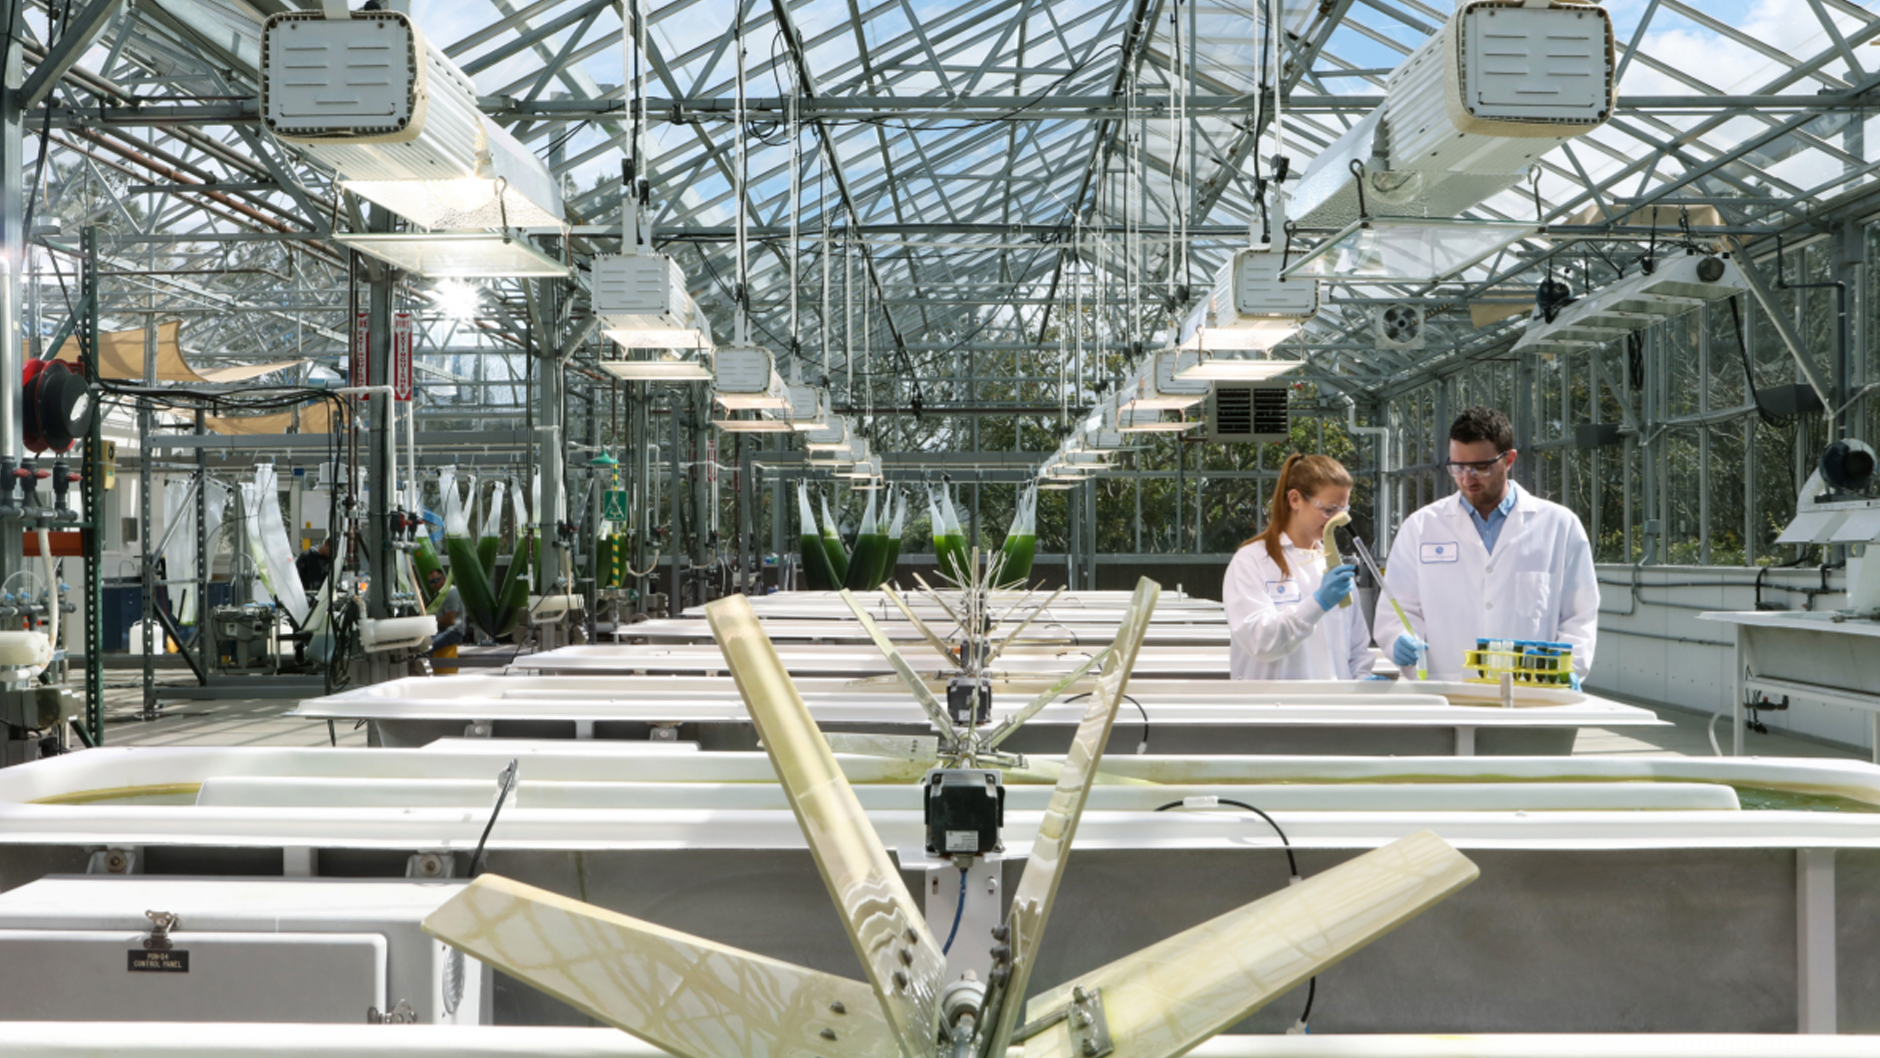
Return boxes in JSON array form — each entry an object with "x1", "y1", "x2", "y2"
[
  {"x1": 1371, "y1": 482, "x2": 1599, "y2": 681},
  {"x1": 1224, "y1": 537, "x2": 1376, "y2": 680}
]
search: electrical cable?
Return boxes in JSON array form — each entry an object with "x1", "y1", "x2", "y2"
[
  {"x1": 1728, "y1": 297, "x2": 1792, "y2": 427},
  {"x1": 1063, "y1": 689, "x2": 1148, "y2": 753},
  {"x1": 941, "y1": 864, "x2": 969, "y2": 955},
  {"x1": 1156, "y1": 795, "x2": 1314, "y2": 1029},
  {"x1": 469, "y1": 758, "x2": 521, "y2": 877}
]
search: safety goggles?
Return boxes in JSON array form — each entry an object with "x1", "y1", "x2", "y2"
[
  {"x1": 1444, "y1": 452, "x2": 1510, "y2": 479},
  {"x1": 1310, "y1": 500, "x2": 1350, "y2": 517}
]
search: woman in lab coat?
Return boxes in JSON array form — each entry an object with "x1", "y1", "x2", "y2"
[{"x1": 1223, "y1": 454, "x2": 1375, "y2": 680}]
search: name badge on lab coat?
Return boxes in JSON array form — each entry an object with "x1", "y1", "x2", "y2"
[
  {"x1": 1420, "y1": 542, "x2": 1460, "y2": 564},
  {"x1": 1267, "y1": 580, "x2": 1301, "y2": 602}
]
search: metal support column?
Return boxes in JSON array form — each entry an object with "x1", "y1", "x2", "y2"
[
  {"x1": 137, "y1": 315, "x2": 156, "y2": 719},
  {"x1": 737, "y1": 434, "x2": 753, "y2": 594},
  {"x1": 690, "y1": 386, "x2": 710, "y2": 604},
  {"x1": 1796, "y1": 848, "x2": 1837, "y2": 1033},
  {"x1": 78, "y1": 229, "x2": 102, "y2": 743},
  {"x1": 536, "y1": 321, "x2": 566, "y2": 645},
  {"x1": 364, "y1": 208, "x2": 394, "y2": 626},
  {"x1": 668, "y1": 392, "x2": 683, "y2": 613}
]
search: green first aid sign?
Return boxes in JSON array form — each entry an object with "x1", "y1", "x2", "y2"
[{"x1": 603, "y1": 490, "x2": 631, "y2": 521}]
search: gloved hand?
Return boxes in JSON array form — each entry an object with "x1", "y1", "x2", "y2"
[
  {"x1": 1312, "y1": 564, "x2": 1357, "y2": 612},
  {"x1": 1364, "y1": 673, "x2": 1394, "y2": 681},
  {"x1": 1569, "y1": 672, "x2": 1583, "y2": 692},
  {"x1": 1392, "y1": 632, "x2": 1426, "y2": 668}
]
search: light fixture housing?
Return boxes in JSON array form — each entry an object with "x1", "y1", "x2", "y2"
[
  {"x1": 712, "y1": 346, "x2": 789, "y2": 411},
  {"x1": 1117, "y1": 418, "x2": 1201, "y2": 433},
  {"x1": 1281, "y1": 216, "x2": 1540, "y2": 284},
  {"x1": 596, "y1": 356, "x2": 712, "y2": 382},
  {"x1": 334, "y1": 232, "x2": 570, "y2": 279},
  {"x1": 1288, "y1": 0, "x2": 1615, "y2": 228},
  {"x1": 1175, "y1": 355, "x2": 1305, "y2": 382},
  {"x1": 592, "y1": 253, "x2": 713, "y2": 351},
  {"x1": 803, "y1": 420, "x2": 853, "y2": 453},
  {"x1": 1119, "y1": 349, "x2": 1210, "y2": 412},
  {"x1": 712, "y1": 418, "x2": 795, "y2": 433},
  {"x1": 1178, "y1": 247, "x2": 1319, "y2": 351},
  {"x1": 261, "y1": 11, "x2": 563, "y2": 230},
  {"x1": 1514, "y1": 253, "x2": 1746, "y2": 359}
]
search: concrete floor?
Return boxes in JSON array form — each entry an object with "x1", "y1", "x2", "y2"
[{"x1": 74, "y1": 673, "x2": 1871, "y2": 761}]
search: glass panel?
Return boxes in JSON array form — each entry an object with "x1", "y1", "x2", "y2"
[{"x1": 1284, "y1": 219, "x2": 1540, "y2": 282}]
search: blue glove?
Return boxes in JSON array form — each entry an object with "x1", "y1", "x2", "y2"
[
  {"x1": 1392, "y1": 632, "x2": 1426, "y2": 668},
  {"x1": 1569, "y1": 672, "x2": 1583, "y2": 692},
  {"x1": 1312, "y1": 564, "x2": 1357, "y2": 612},
  {"x1": 1365, "y1": 673, "x2": 1394, "y2": 681}
]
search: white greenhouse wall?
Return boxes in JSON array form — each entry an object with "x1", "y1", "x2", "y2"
[{"x1": 1590, "y1": 564, "x2": 1877, "y2": 755}]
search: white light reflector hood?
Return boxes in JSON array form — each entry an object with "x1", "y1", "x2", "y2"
[
  {"x1": 1121, "y1": 349, "x2": 1211, "y2": 411},
  {"x1": 592, "y1": 253, "x2": 712, "y2": 351},
  {"x1": 713, "y1": 346, "x2": 789, "y2": 410},
  {"x1": 262, "y1": 11, "x2": 563, "y2": 230},
  {"x1": 335, "y1": 232, "x2": 570, "y2": 278},
  {"x1": 1178, "y1": 247, "x2": 1319, "y2": 351},
  {"x1": 1289, "y1": 0, "x2": 1615, "y2": 228}
]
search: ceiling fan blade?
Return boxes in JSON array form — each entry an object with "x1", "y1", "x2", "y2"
[
  {"x1": 879, "y1": 581, "x2": 962, "y2": 666},
  {"x1": 1017, "y1": 831, "x2": 1478, "y2": 1058},
  {"x1": 981, "y1": 576, "x2": 1161, "y2": 1056},
  {"x1": 823, "y1": 731, "x2": 942, "y2": 761},
  {"x1": 423, "y1": 874, "x2": 894, "y2": 1058},
  {"x1": 982, "y1": 645, "x2": 1112, "y2": 750},
  {"x1": 706, "y1": 594, "x2": 944, "y2": 1058},
  {"x1": 838, "y1": 588, "x2": 959, "y2": 738},
  {"x1": 983, "y1": 586, "x2": 1067, "y2": 666}
]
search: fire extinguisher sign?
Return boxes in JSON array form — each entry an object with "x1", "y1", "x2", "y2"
[{"x1": 392, "y1": 312, "x2": 414, "y2": 402}]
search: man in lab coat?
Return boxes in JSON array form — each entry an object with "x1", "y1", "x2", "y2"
[{"x1": 1372, "y1": 407, "x2": 1599, "y2": 686}]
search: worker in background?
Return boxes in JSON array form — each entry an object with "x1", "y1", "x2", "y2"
[
  {"x1": 294, "y1": 537, "x2": 334, "y2": 594},
  {"x1": 426, "y1": 567, "x2": 465, "y2": 676},
  {"x1": 1372, "y1": 406, "x2": 1598, "y2": 687},
  {"x1": 1223, "y1": 454, "x2": 1375, "y2": 680}
]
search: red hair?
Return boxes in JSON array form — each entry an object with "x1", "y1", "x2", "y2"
[{"x1": 1242, "y1": 453, "x2": 1352, "y2": 577}]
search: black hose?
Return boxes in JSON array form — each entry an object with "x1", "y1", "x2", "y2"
[
  {"x1": 1064, "y1": 690, "x2": 1148, "y2": 752},
  {"x1": 1156, "y1": 797, "x2": 1314, "y2": 1028},
  {"x1": 469, "y1": 759, "x2": 520, "y2": 878},
  {"x1": 1154, "y1": 798, "x2": 1296, "y2": 877}
]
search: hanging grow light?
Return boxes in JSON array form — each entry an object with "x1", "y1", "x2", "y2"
[
  {"x1": 592, "y1": 253, "x2": 713, "y2": 350},
  {"x1": 261, "y1": 11, "x2": 563, "y2": 231},
  {"x1": 1175, "y1": 354, "x2": 1305, "y2": 382},
  {"x1": 1118, "y1": 349, "x2": 1210, "y2": 412},
  {"x1": 1281, "y1": 216, "x2": 1540, "y2": 283},
  {"x1": 597, "y1": 355, "x2": 712, "y2": 382},
  {"x1": 1177, "y1": 246, "x2": 1320, "y2": 351},
  {"x1": 712, "y1": 346, "x2": 790, "y2": 411},
  {"x1": 334, "y1": 232, "x2": 570, "y2": 279}
]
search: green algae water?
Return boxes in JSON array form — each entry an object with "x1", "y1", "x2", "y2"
[
  {"x1": 819, "y1": 496, "x2": 851, "y2": 584},
  {"x1": 414, "y1": 538, "x2": 442, "y2": 585},
  {"x1": 444, "y1": 534, "x2": 499, "y2": 634},
  {"x1": 845, "y1": 489, "x2": 888, "y2": 590},
  {"x1": 1730, "y1": 785, "x2": 1880, "y2": 813},
  {"x1": 880, "y1": 489, "x2": 907, "y2": 585},
  {"x1": 996, "y1": 484, "x2": 1037, "y2": 587},
  {"x1": 797, "y1": 485, "x2": 836, "y2": 590}
]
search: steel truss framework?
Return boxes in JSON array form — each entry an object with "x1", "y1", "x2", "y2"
[{"x1": 6, "y1": 0, "x2": 1880, "y2": 566}]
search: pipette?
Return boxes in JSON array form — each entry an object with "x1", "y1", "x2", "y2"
[{"x1": 1349, "y1": 534, "x2": 1425, "y2": 681}]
